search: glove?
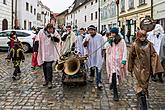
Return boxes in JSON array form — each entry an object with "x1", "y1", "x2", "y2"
[
  {"x1": 61, "y1": 34, "x2": 68, "y2": 41},
  {"x1": 51, "y1": 36, "x2": 60, "y2": 43},
  {"x1": 83, "y1": 40, "x2": 89, "y2": 47},
  {"x1": 108, "y1": 38, "x2": 113, "y2": 46}
]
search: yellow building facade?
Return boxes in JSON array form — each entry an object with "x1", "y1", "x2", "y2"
[{"x1": 119, "y1": 0, "x2": 151, "y2": 38}]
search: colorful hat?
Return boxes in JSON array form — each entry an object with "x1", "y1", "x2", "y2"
[{"x1": 110, "y1": 27, "x2": 119, "y2": 34}]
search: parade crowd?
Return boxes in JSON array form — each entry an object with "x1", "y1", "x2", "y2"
[{"x1": 5, "y1": 20, "x2": 165, "y2": 109}]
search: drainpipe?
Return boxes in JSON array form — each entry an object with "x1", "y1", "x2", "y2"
[
  {"x1": 11, "y1": 0, "x2": 14, "y2": 29},
  {"x1": 14, "y1": 0, "x2": 18, "y2": 29},
  {"x1": 98, "y1": 0, "x2": 101, "y2": 33},
  {"x1": 151, "y1": 0, "x2": 153, "y2": 19}
]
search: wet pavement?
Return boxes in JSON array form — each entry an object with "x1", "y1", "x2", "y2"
[{"x1": 0, "y1": 52, "x2": 165, "y2": 110}]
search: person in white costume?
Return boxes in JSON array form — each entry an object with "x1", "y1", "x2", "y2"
[
  {"x1": 83, "y1": 25, "x2": 104, "y2": 89},
  {"x1": 147, "y1": 22, "x2": 164, "y2": 83}
]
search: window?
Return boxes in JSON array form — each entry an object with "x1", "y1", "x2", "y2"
[
  {"x1": 110, "y1": 2, "x2": 116, "y2": 17},
  {"x1": 71, "y1": 14, "x2": 72, "y2": 18},
  {"x1": 104, "y1": 0, "x2": 106, "y2": 2},
  {"x1": 34, "y1": 8, "x2": 36, "y2": 15},
  {"x1": 16, "y1": 32, "x2": 30, "y2": 37},
  {"x1": 121, "y1": 0, "x2": 125, "y2": 12},
  {"x1": 95, "y1": 11, "x2": 97, "y2": 19},
  {"x1": 0, "y1": 32, "x2": 5, "y2": 37},
  {"x1": 75, "y1": 20, "x2": 77, "y2": 24},
  {"x1": 0, "y1": 32, "x2": 10, "y2": 37},
  {"x1": 128, "y1": 0, "x2": 134, "y2": 9},
  {"x1": 29, "y1": 22, "x2": 32, "y2": 29},
  {"x1": 26, "y1": 2, "x2": 29, "y2": 11},
  {"x1": 85, "y1": 16, "x2": 87, "y2": 22},
  {"x1": 91, "y1": 2, "x2": 93, "y2": 5},
  {"x1": 37, "y1": 13, "x2": 41, "y2": 20},
  {"x1": 91, "y1": 13, "x2": 93, "y2": 20},
  {"x1": 3, "y1": 0, "x2": 6, "y2": 4},
  {"x1": 24, "y1": 20, "x2": 26, "y2": 29},
  {"x1": 30, "y1": 6, "x2": 33, "y2": 13},
  {"x1": 85, "y1": 6, "x2": 87, "y2": 9},
  {"x1": 95, "y1": 0, "x2": 97, "y2": 3},
  {"x1": 139, "y1": 0, "x2": 145, "y2": 5}
]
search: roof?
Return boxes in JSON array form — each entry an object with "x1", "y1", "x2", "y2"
[
  {"x1": 58, "y1": 0, "x2": 91, "y2": 16},
  {"x1": 57, "y1": 9, "x2": 68, "y2": 16},
  {"x1": 53, "y1": 13, "x2": 59, "y2": 17},
  {"x1": 38, "y1": 1, "x2": 50, "y2": 11},
  {"x1": 71, "y1": 0, "x2": 90, "y2": 12}
]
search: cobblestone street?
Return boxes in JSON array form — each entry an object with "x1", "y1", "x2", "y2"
[{"x1": 0, "y1": 52, "x2": 165, "y2": 110}]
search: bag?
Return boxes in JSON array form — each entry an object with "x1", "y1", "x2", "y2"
[{"x1": 31, "y1": 52, "x2": 39, "y2": 67}]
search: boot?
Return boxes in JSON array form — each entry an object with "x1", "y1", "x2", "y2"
[
  {"x1": 151, "y1": 74, "x2": 157, "y2": 82},
  {"x1": 48, "y1": 82, "x2": 52, "y2": 89},
  {"x1": 90, "y1": 67, "x2": 95, "y2": 77},
  {"x1": 158, "y1": 73, "x2": 164, "y2": 83},
  {"x1": 112, "y1": 73, "x2": 119, "y2": 101},
  {"x1": 12, "y1": 75, "x2": 17, "y2": 80},
  {"x1": 137, "y1": 91, "x2": 148, "y2": 110},
  {"x1": 89, "y1": 67, "x2": 95, "y2": 82},
  {"x1": 43, "y1": 81, "x2": 48, "y2": 86},
  {"x1": 109, "y1": 83, "x2": 113, "y2": 90}
]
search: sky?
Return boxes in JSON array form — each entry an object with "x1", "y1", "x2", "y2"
[{"x1": 41, "y1": 0, "x2": 75, "y2": 13}]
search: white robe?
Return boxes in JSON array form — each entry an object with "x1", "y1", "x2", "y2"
[
  {"x1": 61, "y1": 31, "x2": 77, "y2": 54},
  {"x1": 76, "y1": 35, "x2": 85, "y2": 55},
  {"x1": 36, "y1": 29, "x2": 61, "y2": 65},
  {"x1": 83, "y1": 34, "x2": 104, "y2": 70},
  {"x1": 147, "y1": 31, "x2": 163, "y2": 55}
]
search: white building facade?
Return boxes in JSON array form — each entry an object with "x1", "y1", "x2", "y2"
[
  {"x1": 65, "y1": 0, "x2": 99, "y2": 31},
  {"x1": 17, "y1": 0, "x2": 37, "y2": 30},
  {"x1": 37, "y1": 0, "x2": 51, "y2": 28},
  {"x1": 0, "y1": 0, "x2": 12, "y2": 31}
]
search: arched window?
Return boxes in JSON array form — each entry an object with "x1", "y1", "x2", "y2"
[
  {"x1": 3, "y1": 0, "x2": 6, "y2": 4},
  {"x1": 2, "y1": 19, "x2": 8, "y2": 30}
]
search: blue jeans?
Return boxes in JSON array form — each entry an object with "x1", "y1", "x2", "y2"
[
  {"x1": 91, "y1": 67, "x2": 102, "y2": 85},
  {"x1": 96, "y1": 67, "x2": 102, "y2": 85}
]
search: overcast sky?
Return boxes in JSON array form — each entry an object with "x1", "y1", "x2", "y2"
[{"x1": 41, "y1": 0, "x2": 75, "y2": 13}]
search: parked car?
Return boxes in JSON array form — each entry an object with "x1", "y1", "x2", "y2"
[{"x1": 0, "y1": 30, "x2": 36, "y2": 52}]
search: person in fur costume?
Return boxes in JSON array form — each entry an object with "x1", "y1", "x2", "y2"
[{"x1": 128, "y1": 30, "x2": 164, "y2": 109}]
